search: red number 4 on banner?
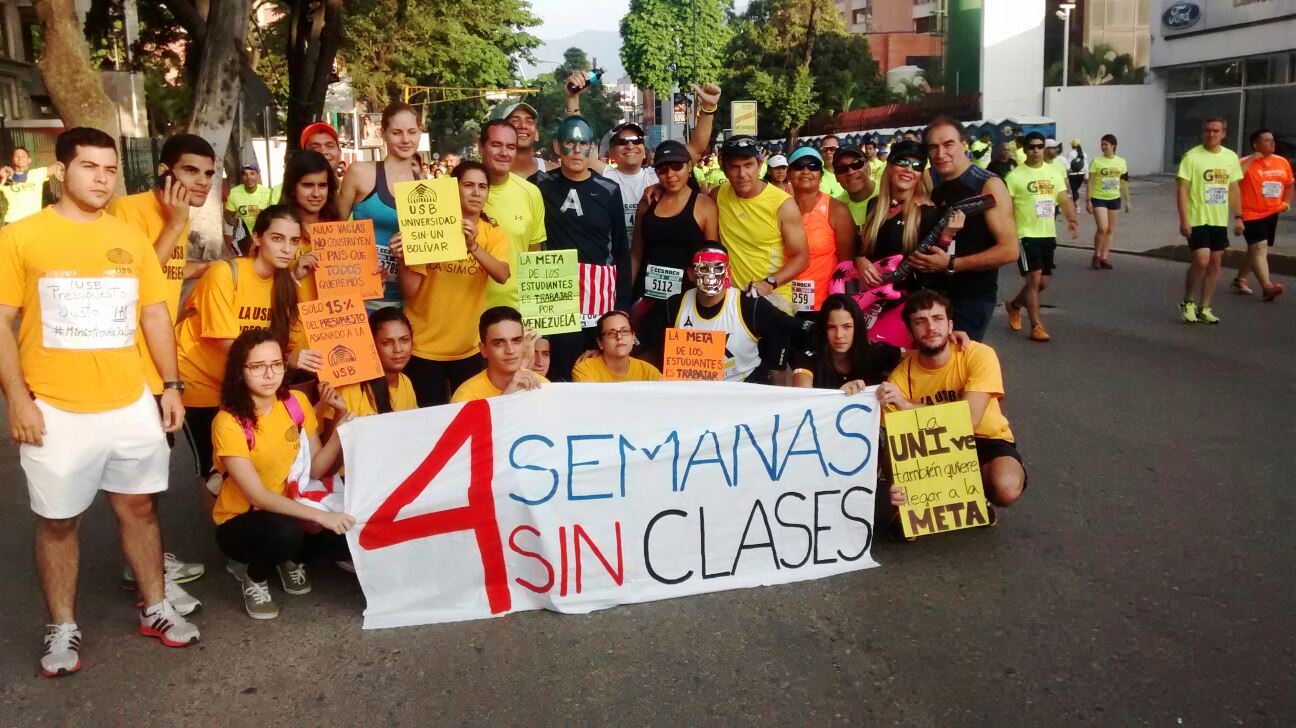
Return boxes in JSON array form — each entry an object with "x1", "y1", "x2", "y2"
[{"x1": 357, "y1": 400, "x2": 512, "y2": 614}]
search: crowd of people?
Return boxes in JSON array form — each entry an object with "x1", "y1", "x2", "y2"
[{"x1": 1, "y1": 76, "x2": 1289, "y2": 678}]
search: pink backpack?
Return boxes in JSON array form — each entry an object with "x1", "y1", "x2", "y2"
[{"x1": 239, "y1": 393, "x2": 305, "y2": 450}]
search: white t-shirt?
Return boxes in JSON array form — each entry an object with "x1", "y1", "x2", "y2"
[{"x1": 603, "y1": 166, "x2": 659, "y2": 235}]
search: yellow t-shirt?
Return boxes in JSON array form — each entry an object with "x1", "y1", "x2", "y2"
[
  {"x1": 450, "y1": 368, "x2": 548, "y2": 403},
  {"x1": 482, "y1": 173, "x2": 546, "y2": 310},
  {"x1": 176, "y1": 257, "x2": 276, "y2": 407},
  {"x1": 1177, "y1": 145, "x2": 1243, "y2": 228},
  {"x1": 1004, "y1": 163, "x2": 1067, "y2": 239},
  {"x1": 226, "y1": 184, "x2": 274, "y2": 233},
  {"x1": 717, "y1": 181, "x2": 793, "y2": 303},
  {"x1": 109, "y1": 190, "x2": 191, "y2": 395},
  {"x1": 1088, "y1": 155, "x2": 1127, "y2": 201},
  {"x1": 1014, "y1": 147, "x2": 1027, "y2": 165},
  {"x1": 1, "y1": 167, "x2": 48, "y2": 223},
  {"x1": 211, "y1": 390, "x2": 318, "y2": 525},
  {"x1": 971, "y1": 140, "x2": 991, "y2": 168},
  {"x1": 320, "y1": 373, "x2": 418, "y2": 420},
  {"x1": 572, "y1": 355, "x2": 663, "y2": 383},
  {"x1": 406, "y1": 219, "x2": 509, "y2": 361},
  {"x1": 867, "y1": 159, "x2": 886, "y2": 202},
  {"x1": 0, "y1": 207, "x2": 167, "y2": 412},
  {"x1": 886, "y1": 341, "x2": 1014, "y2": 443}
]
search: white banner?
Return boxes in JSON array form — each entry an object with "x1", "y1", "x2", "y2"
[{"x1": 342, "y1": 382, "x2": 881, "y2": 629}]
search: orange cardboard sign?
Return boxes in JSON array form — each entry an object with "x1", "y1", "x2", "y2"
[
  {"x1": 662, "y1": 327, "x2": 726, "y2": 381},
  {"x1": 297, "y1": 296, "x2": 384, "y2": 387},
  {"x1": 309, "y1": 220, "x2": 384, "y2": 301}
]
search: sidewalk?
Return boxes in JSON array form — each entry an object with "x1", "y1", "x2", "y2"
[{"x1": 1061, "y1": 174, "x2": 1296, "y2": 274}]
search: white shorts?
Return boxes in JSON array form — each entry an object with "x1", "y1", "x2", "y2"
[{"x1": 21, "y1": 389, "x2": 169, "y2": 519}]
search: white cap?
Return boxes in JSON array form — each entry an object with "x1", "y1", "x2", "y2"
[
  {"x1": 768, "y1": 154, "x2": 789, "y2": 168},
  {"x1": 1045, "y1": 138, "x2": 1060, "y2": 147}
]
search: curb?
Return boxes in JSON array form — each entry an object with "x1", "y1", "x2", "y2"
[{"x1": 1057, "y1": 243, "x2": 1296, "y2": 277}]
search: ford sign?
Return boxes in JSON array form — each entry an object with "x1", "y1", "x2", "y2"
[{"x1": 1162, "y1": 1, "x2": 1202, "y2": 30}]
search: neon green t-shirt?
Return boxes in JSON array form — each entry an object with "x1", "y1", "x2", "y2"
[
  {"x1": 970, "y1": 140, "x2": 992, "y2": 168},
  {"x1": 1005, "y1": 163, "x2": 1067, "y2": 239},
  {"x1": 482, "y1": 172, "x2": 547, "y2": 310},
  {"x1": 1088, "y1": 155, "x2": 1127, "y2": 201},
  {"x1": 1176, "y1": 145, "x2": 1243, "y2": 228},
  {"x1": 1, "y1": 167, "x2": 48, "y2": 224},
  {"x1": 270, "y1": 183, "x2": 284, "y2": 205},
  {"x1": 819, "y1": 170, "x2": 845, "y2": 197},
  {"x1": 834, "y1": 193, "x2": 871, "y2": 226},
  {"x1": 225, "y1": 184, "x2": 274, "y2": 233}
]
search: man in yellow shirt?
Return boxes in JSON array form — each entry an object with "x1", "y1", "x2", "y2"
[
  {"x1": 478, "y1": 120, "x2": 547, "y2": 310},
  {"x1": 1176, "y1": 117, "x2": 1244, "y2": 324},
  {"x1": 573, "y1": 310, "x2": 663, "y2": 382},
  {"x1": 877, "y1": 290, "x2": 1027, "y2": 516},
  {"x1": 224, "y1": 163, "x2": 273, "y2": 241},
  {"x1": 0, "y1": 128, "x2": 200, "y2": 677},
  {"x1": 451, "y1": 307, "x2": 548, "y2": 403},
  {"x1": 0, "y1": 146, "x2": 49, "y2": 223}
]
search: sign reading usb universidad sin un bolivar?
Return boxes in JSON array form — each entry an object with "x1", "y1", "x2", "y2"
[{"x1": 394, "y1": 178, "x2": 467, "y2": 265}]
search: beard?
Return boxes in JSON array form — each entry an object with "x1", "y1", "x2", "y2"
[{"x1": 916, "y1": 335, "x2": 948, "y2": 357}]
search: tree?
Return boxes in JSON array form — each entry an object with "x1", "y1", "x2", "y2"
[
  {"x1": 530, "y1": 47, "x2": 624, "y2": 149},
  {"x1": 34, "y1": 0, "x2": 120, "y2": 135},
  {"x1": 283, "y1": 0, "x2": 343, "y2": 152},
  {"x1": 807, "y1": 32, "x2": 888, "y2": 118},
  {"x1": 1045, "y1": 43, "x2": 1146, "y2": 86},
  {"x1": 619, "y1": 0, "x2": 730, "y2": 96}
]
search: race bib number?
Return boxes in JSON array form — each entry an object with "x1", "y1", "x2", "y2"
[
  {"x1": 1262, "y1": 181, "x2": 1283, "y2": 199},
  {"x1": 1100, "y1": 177, "x2": 1119, "y2": 193},
  {"x1": 376, "y1": 245, "x2": 397, "y2": 282},
  {"x1": 38, "y1": 277, "x2": 138, "y2": 350},
  {"x1": 791, "y1": 280, "x2": 815, "y2": 312},
  {"x1": 1204, "y1": 185, "x2": 1228, "y2": 206},
  {"x1": 1035, "y1": 199, "x2": 1055, "y2": 219},
  {"x1": 644, "y1": 265, "x2": 683, "y2": 300}
]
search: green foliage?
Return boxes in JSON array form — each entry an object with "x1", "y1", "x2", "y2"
[
  {"x1": 84, "y1": 0, "x2": 192, "y2": 135},
  {"x1": 1045, "y1": 43, "x2": 1146, "y2": 86},
  {"x1": 620, "y1": 0, "x2": 730, "y2": 95},
  {"x1": 529, "y1": 48, "x2": 624, "y2": 152},
  {"x1": 807, "y1": 31, "x2": 889, "y2": 118}
]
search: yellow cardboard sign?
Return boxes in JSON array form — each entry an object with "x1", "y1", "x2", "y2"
[
  {"x1": 394, "y1": 178, "x2": 466, "y2": 265},
  {"x1": 731, "y1": 101, "x2": 758, "y2": 137},
  {"x1": 884, "y1": 401, "x2": 991, "y2": 538}
]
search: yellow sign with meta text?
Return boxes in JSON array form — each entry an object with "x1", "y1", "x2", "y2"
[
  {"x1": 884, "y1": 401, "x2": 991, "y2": 538},
  {"x1": 394, "y1": 178, "x2": 467, "y2": 265}
]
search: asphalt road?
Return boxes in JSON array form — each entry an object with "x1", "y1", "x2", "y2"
[{"x1": 1, "y1": 248, "x2": 1293, "y2": 725}]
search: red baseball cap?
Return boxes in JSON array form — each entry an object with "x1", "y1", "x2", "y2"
[{"x1": 300, "y1": 122, "x2": 339, "y2": 149}]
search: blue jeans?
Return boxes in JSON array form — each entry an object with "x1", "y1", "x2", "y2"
[{"x1": 952, "y1": 296, "x2": 997, "y2": 342}]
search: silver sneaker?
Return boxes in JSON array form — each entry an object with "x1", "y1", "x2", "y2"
[
  {"x1": 123, "y1": 553, "x2": 205, "y2": 586},
  {"x1": 139, "y1": 601, "x2": 200, "y2": 646},
  {"x1": 276, "y1": 561, "x2": 312, "y2": 595},
  {"x1": 241, "y1": 578, "x2": 279, "y2": 620},
  {"x1": 40, "y1": 623, "x2": 81, "y2": 677},
  {"x1": 164, "y1": 576, "x2": 202, "y2": 616}
]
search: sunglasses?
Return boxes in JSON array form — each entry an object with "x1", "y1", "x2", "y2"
[
  {"x1": 655, "y1": 161, "x2": 687, "y2": 173},
  {"x1": 790, "y1": 160, "x2": 822, "y2": 172},
  {"x1": 724, "y1": 138, "x2": 759, "y2": 150},
  {"x1": 1026, "y1": 143, "x2": 1046, "y2": 150},
  {"x1": 891, "y1": 158, "x2": 925, "y2": 170},
  {"x1": 612, "y1": 135, "x2": 645, "y2": 147},
  {"x1": 821, "y1": 146, "x2": 839, "y2": 153},
  {"x1": 834, "y1": 159, "x2": 867, "y2": 174}
]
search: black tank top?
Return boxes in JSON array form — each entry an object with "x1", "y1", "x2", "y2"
[{"x1": 634, "y1": 189, "x2": 706, "y2": 300}]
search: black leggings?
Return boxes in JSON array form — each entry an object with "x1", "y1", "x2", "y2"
[
  {"x1": 1068, "y1": 175, "x2": 1085, "y2": 203},
  {"x1": 183, "y1": 406, "x2": 219, "y2": 477},
  {"x1": 404, "y1": 354, "x2": 484, "y2": 406},
  {"x1": 216, "y1": 510, "x2": 351, "y2": 582}
]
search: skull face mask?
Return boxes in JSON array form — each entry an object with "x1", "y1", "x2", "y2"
[{"x1": 692, "y1": 248, "x2": 730, "y2": 297}]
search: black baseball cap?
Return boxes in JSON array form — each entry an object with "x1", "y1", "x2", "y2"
[
  {"x1": 835, "y1": 144, "x2": 865, "y2": 161},
  {"x1": 610, "y1": 121, "x2": 645, "y2": 137},
  {"x1": 887, "y1": 140, "x2": 927, "y2": 166},
  {"x1": 653, "y1": 140, "x2": 691, "y2": 166},
  {"x1": 720, "y1": 135, "x2": 761, "y2": 161}
]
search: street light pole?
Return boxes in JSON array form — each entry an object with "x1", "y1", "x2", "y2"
[{"x1": 1058, "y1": 3, "x2": 1076, "y2": 88}]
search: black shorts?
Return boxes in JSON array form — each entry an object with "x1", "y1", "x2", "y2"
[
  {"x1": 1091, "y1": 197, "x2": 1121, "y2": 211},
  {"x1": 1188, "y1": 225, "x2": 1230, "y2": 252},
  {"x1": 1018, "y1": 237, "x2": 1057, "y2": 276},
  {"x1": 1242, "y1": 214, "x2": 1279, "y2": 246},
  {"x1": 975, "y1": 437, "x2": 1028, "y2": 490}
]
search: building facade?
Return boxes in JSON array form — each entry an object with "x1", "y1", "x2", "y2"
[{"x1": 834, "y1": 0, "x2": 944, "y2": 75}]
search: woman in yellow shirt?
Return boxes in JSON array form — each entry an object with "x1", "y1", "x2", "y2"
[
  {"x1": 572, "y1": 310, "x2": 663, "y2": 382},
  {"x1": 178, "y1": 205, "x2": 322, "y2": 489},
  {"x1": 318, "y1": 307, "x2": 419, "y2": 428},
  {"x1": 280, "y1": 150, "x2": 341, "y2": 303},
  {"x1": 211, "y1": 329, "x2": 352, "y2": 620},
  {"x1": 397, "y1": 161, "x2": 510, "y2": 405}
]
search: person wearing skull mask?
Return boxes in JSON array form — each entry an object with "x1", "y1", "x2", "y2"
[{"x1": 637, "y1": 243, "x2": 801, "y2": 383}]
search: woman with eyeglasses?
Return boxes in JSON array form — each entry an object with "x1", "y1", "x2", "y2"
[
  {"x1": 178, "y1": 205, "x2": 321, "y2": 494},
  {"x1": 210, "y1": 328, "x2": 353, "y2": 620},
  {"x1": 857, "y1": 140, "x2": 961, "y2": 291},
  {"x1": 572, "y1": 310, "x2": 663, "y2": 382},
  {"x1": 788, "y1": 147, "x2": 858, "y2": 312},
  {"x1": 630, "y1": 140, "x2": 719, "y2": 311},
  {"x1": 763, "y1": 154, "x2": 791, "y2": 193}
]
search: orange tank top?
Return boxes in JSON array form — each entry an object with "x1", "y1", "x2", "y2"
[{"x1": 801, "y1": 193, "x2": 839, "y2": 310}]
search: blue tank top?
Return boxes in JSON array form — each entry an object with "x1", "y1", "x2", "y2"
[{"x1": 352, "y1": 161, "x2": 402, "y2": 308}]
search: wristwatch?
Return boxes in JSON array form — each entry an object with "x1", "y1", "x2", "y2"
[
  {"x1": 163, "y1": 380, "x2": 185, "y2": 393},
  {"x1": 945, "y1": 256, "x2": 957, "y2": 276},
  {"x1": 764, "y1": 275, "x2": 778, "y2": 287}
]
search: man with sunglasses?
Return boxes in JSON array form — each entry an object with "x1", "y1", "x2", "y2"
[
  {"x1": 831, "y1": 144, "x2": 878, "y2": 225},
  {"x1": 818, "y1": 135, "x2": 846, "y2": 197},
  {"x1": 637, "y1": 244, "x2": 801, "y2": 383},
  {"x1": 534, "y1": 116, "x2": 631, "y2": 380},
  {"x1": 572, "y1": 310, "x2": 663, "y2": 382},
  {"x1": 712, "y1": 135, "x2": 809, "y2": 314},
  {"x1": 921, "y1": 116, "x2": 1020, "y2": 341},
  {"x1": 582, "y1": 122, "x2": 658, "y2": 243}
]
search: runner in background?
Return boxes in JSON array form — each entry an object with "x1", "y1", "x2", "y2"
[
  {"x1": 0, "y1": 128, "x2": 199, "y2": 676},
  {"x1": 177, "y1": 206, "x2": 322, "y2": 495},
  {"x1": 1045, "y1": 139, "x2": 1068, "y2": 178},
  {"x1": 987, "y1": 142, "x2": 1017, "y2": 179},
  {"x1": 792, "y1": 294, "x2": 901, "y2": 391},
  {"x1": 1176, "y1": 117, "x2": 1243, "y2": 324},
  {"x1": 1233, "y1": 128, "x2": 1291, "y2": 301},
  {"x1": 210, "y1": 329, "x2": 353, "y2": 620},
  {"x1": 279, "y1": 150, "x2": 341, "y2": 303},
  {"x1": 572, "y1": 310, "x2": 663, "y2": 382},
  {"x1": 398, "y1": 161, "x2": 510, "y2": 405},
  {"x1": 970, "y1": 131, "x2": 993, "y2": 169},
  {"x1": 534, "y1": 116, "x2": 631, "y2": 381},
  {"x1": 0, "y1": 146, "x2": 49, "y2": 224},
  {"x1": 225, "y1": 163, "x2": 273, "y2": 245},
  {"x1": 1013, "y1": 132, "x2": 1027, "y2": 165},
  {"x1": 1063, "y1": 138, "x2": 1088, "y2": 204},
  {"x1": 478, "y1": 120, "x2": 547, "y2": 311},
  {"x1": 788, "y1": 147, "x2": 856, "y2": 312},
  {"x1": 712, "y1": 135, "x2": 809, "y2": 314},
  {"x1": 451, "y1": 307, "x2": 548, "y2": 402},
  {"x1": 817, "y1": 135, "x2": 846, "y2": 197},
  {"x1": 1003, "y1": 132, "x2": 1079, "y2": 342},
  {"x1": 831, "y1": 144, "x2": 877, "y2": 225},
  {"x1": 630, "y1": 140, "x2": 717, "y2": 314},
  {"x1": 763, "y1": 155, "x2": 790, "y2": 193},
  {"x1": 1087, "y1": 134, "x2": 1129, "y2": 270},
  {"x1": 337, "y1": 102, "x2": 422, "y2": 312}
]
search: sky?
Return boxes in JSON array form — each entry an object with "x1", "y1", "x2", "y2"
[{"x1": 529, "y1": 0, "x2": 629, "y2": 39}]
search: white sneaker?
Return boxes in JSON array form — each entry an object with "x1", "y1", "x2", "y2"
[
  {"x1": 139, "y1": 601, "x2": 200, "y2": 647},
  {"x1": 123, "y1": 553, "x2": 206, "y2": 586},
  {"x1": 164, "y1": 576, "x2": 202, "y2": 616},
  {"x1": 40, "y1": 623, "x2": 81, "y2": 678}
]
